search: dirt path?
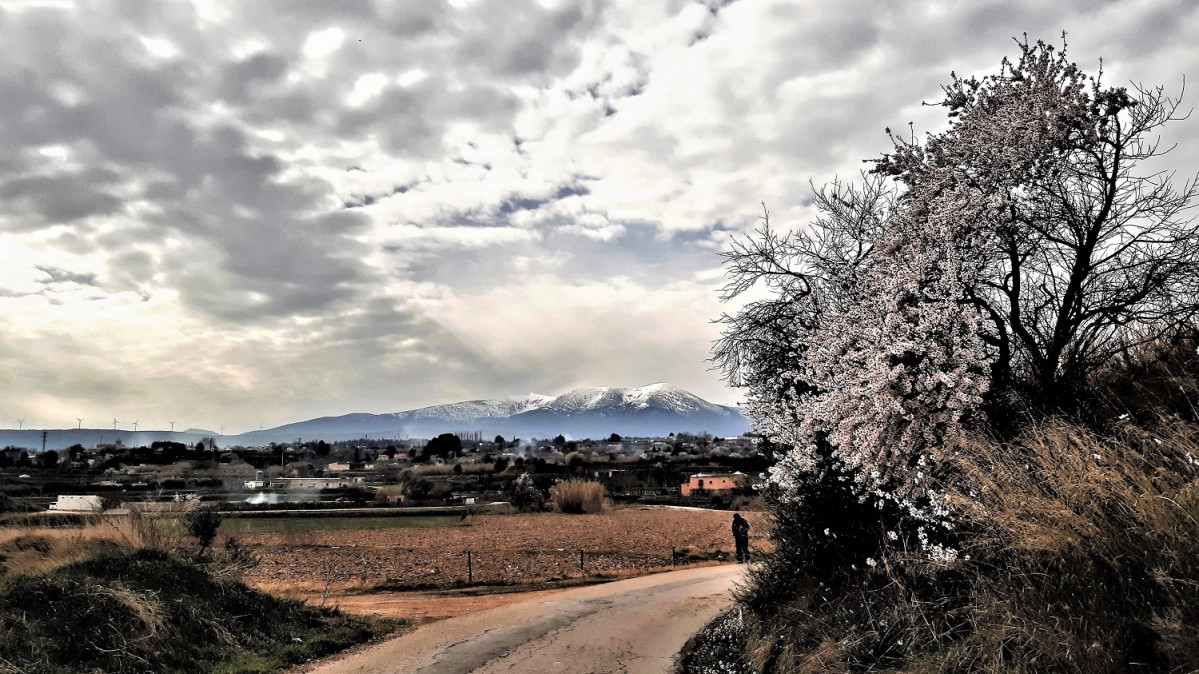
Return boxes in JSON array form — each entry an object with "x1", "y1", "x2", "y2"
[
  {"x1": 308, "y1": 586, "x2": 584, "y2": 623},
  {"x1": 297, "y1": 564, "x2": 745, "y2": 674}
]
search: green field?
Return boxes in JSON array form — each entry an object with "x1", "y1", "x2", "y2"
[{"x1": 220, "y1": 515, "x2": 460, "y2": 534}]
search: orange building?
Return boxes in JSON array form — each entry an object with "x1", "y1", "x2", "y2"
[{"x1": 680, "y1": 472, "x2": 748, "y2": 496}]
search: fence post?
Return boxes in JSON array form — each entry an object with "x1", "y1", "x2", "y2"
[
  {"x1": 467, "y1": 549, "x2": 473, "y2": 583},
  {"x1": 671, "y1": 546, "x2": 676, "y2": 567},
  {"x1": 579, "y1": 549, "x2": 584, "y2": 571}
]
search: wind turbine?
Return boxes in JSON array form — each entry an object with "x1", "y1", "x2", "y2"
[
  {"x1": 220, "y1": 425, "x2": 225, "y2": 435},
  {"x1": 113, "y1": 419, "x2": 119, "y2": 431},
  {"x1": 76, "y1": 418, "x2": 83, "y2": 430},
  {"x1": 131, "y1": 421, "x2": 138, "y2": 432},
  {"x1": 169, "y1": 420, "x2": 176, "y2": 432},
  {"x1": 16, "y1": 419, "x2": 23, "y2": 430}
]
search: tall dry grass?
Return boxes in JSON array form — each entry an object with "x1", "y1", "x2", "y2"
[
  {"x1": 0, "y1": 517, "x2": 137, "y2": 579},
  {"x1": 712, "y1": 418, "x2": 1199, "y2": 673},
  {"x1": 949, "y1": 418, "x2": 1199, "y2": 555},
  {"x1": 0, "y1": 505, "x2": 209, "y2": 581},
  {"x1": 549, "y1": 480, "x2": 608, "y2": 514},
  {"x1": 931, "y1": 419, "x2": 1199, "y2": 670}
]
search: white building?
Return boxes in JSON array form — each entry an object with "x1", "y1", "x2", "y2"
[{"x1": 49, "y1": 494, "x2": 103, "y2": 512}]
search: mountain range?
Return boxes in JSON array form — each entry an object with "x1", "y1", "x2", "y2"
[{"x1": 3, "y1": 384, "x2": 751, "y2": 450}]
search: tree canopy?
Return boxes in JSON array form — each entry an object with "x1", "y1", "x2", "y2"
[
  {"x1": 424, "y1": 433, "x2": 462, "y2": 459},
  {"x1": 716, "y1": 39, "x2": 1199, "y2": 497}
]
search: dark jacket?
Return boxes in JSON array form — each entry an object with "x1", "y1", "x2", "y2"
[{"x1": 732, "y1": 514, "x2": 750, "y2": 538}]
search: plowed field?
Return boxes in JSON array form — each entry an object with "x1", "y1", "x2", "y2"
[{"x1": 240, "y1": 506, "x2": 769, "y2": 593}]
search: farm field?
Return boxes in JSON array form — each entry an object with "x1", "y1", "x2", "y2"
[
  {"x1": 240, "y1": 506, "x2": 770, "y2": 594},
  {"x1": 221, "y1": 515, "x2": 461, "y2": 534}
]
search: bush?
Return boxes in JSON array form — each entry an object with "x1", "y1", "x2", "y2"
[
  {"x1": 183, "y1": 506, "x2": 222, "y2": 554},
  {"x1": 128, "y1": 509, "x2": 188, "y2": 551},
  {"x1": 549, "y1": 480, "x2": 607, "y2": 514},
  {"x1": 506, "y1": 473, "x2": 544, "y2": 512}
]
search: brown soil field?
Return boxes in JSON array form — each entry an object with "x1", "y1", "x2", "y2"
[{"x1": 239, "y1": 506, "x2": 770, "y2": 594}]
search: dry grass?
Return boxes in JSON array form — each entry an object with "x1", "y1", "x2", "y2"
[
  {"x1": 549, "y1": 479, "x2": 608, "y2": 514},
  {"x1": 0, "y1": 507, "x2": 214, "y2": 582},
  {"x1": 697, "y1": 419, "x2": 1199, "y2": 673},
  {"x1": 949, "y1": 418, "x2": 1199, "y2": 555},
  {"x1": 0, "y1": 517, "x2": 136, "y2": 578}
]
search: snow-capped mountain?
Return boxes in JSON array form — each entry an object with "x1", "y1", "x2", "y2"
[
  {"x1": 0, "y1": 384, "x2": 751, "y2": 450},
  {"x1": 236, "y1": 384, "x2": 749, "y2": 443},
  {"x1": 397, "y1": 394, "x2": 555, "y2": 423}
]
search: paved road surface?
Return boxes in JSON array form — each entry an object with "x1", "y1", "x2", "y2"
[{"x1": 304, "y1": 564, "x2": 745, "y2": 674}]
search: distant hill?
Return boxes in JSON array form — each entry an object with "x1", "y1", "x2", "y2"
[{"x1": 1, "y1": 384, "x2": 751, "y2": 449}]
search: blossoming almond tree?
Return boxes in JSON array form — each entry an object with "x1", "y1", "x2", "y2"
[{"x1": 716, "y1": 39, "x2": 1199, "y2": 501}]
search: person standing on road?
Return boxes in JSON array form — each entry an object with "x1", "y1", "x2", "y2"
[{"x1": 732, "y1": 512, "x2": 751, "y2": 563}]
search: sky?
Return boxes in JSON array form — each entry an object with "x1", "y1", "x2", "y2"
[{"x1": 2, "y1": 0, "x2": 1198, "y2": 433}]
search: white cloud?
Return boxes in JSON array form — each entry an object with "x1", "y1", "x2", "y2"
[
  {"x1": 302, "y1": 26, "x2": 346, "y2": 60},
  {"x1": 2, "y1": 0, "x2": 1198, "y2": 429}
]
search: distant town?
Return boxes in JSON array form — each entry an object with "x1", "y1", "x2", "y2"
[{"x1": 3, "y1": 430, "x2": 769, "y2": 514}]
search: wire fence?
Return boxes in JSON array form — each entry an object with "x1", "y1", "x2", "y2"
[{"x1": 249, "y1": 544, "x2": 733, "y2": 588}]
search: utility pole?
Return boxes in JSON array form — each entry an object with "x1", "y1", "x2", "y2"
[{"x1": 41, "y1": 431, "x2": 47, "y2": 453}]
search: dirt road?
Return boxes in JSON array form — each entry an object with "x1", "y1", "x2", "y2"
[{"x1": 300, "y1": 564, "x2": 745, "y2": 674}]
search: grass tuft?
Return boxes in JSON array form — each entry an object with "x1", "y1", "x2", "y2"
[{"x1": 549, "y1": 480, "x2": 608, "y2": 514}]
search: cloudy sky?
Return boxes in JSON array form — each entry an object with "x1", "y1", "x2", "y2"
[{"x1": 2, "y1": 0, "x2": 1197, "y2": 432}]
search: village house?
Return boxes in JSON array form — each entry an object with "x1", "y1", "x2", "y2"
[{"x1": 680, "y1": 472, "x2": 749, "y2": 497}]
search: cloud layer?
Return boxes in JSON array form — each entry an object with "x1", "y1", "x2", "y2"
[{"x1": 3, "y1": 0, "x2": 1197, "y2": 431}]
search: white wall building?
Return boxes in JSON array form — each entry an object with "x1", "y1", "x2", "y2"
[{"x1": 50, "y1": 494, "x2": 103, "y2": 512}]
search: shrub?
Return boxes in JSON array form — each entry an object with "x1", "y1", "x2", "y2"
[
  {"x1": 506, "y1": 473, "x2": 544, "y2": 512},
  {"x1": 183, "y1": 506, "x2": 223, "y2": 555},
  {"x1": 549, "y1": 479, "x2": 607, "y2": 514},
  {"x1": 128, "y1": 509, "x2": 188, "y2": 551}
]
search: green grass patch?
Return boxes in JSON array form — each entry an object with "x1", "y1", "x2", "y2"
[
  {"x1": 0, "y1": 548, "x2": 405, "y2": 673},
  {"x1": 221, "y1": 515, "x2": 460, "y2": 534}
]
